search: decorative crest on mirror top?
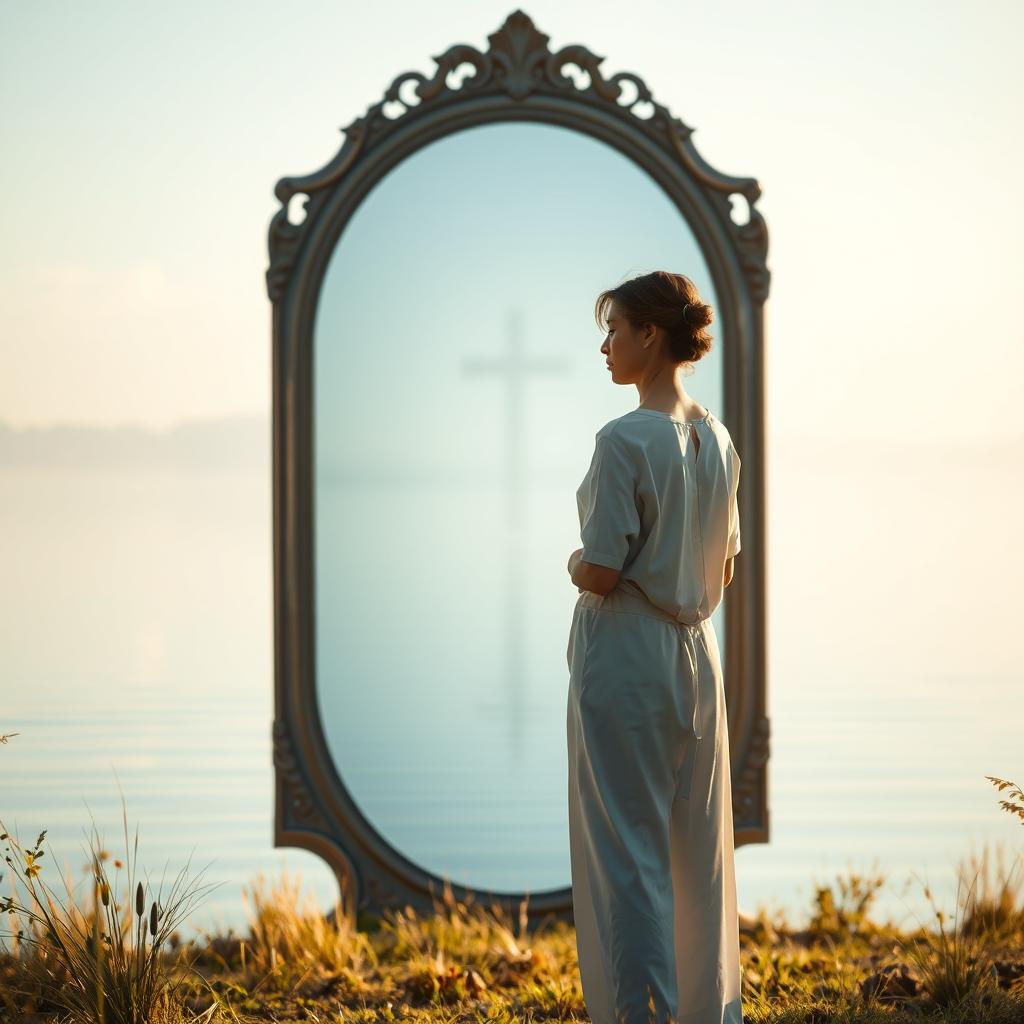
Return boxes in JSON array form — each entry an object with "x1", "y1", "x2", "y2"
[
  {"x1": 267, "y1": 9, "x2": 769, "y2": 304},
  {"x1": 266, "y1": 8, "x2": 770, "y2": 925}
]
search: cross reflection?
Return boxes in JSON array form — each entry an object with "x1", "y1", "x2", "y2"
[{"x1": 461, "y1": 307, "x2": 570, "y2": 752}]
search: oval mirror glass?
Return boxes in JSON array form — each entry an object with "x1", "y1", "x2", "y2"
[{"x1": 313, "y1": 120, "x2": 726, "y2": 895}]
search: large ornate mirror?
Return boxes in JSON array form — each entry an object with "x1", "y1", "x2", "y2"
[{"x1": 268, "y1": 9, "x2": 769, "y2": 924}]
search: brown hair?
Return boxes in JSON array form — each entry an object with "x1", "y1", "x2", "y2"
[{"x1": 594, "y1": 271, "x2": 714, "y2": 365}]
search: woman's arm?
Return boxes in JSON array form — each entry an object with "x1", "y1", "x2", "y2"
[{"x1": 567, "y1": 547, "x2": 622, "y2": 597}]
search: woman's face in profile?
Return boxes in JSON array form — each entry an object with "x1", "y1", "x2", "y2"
[{"x1": 600, "y1": 300, "x2": 647, "y2": 384}]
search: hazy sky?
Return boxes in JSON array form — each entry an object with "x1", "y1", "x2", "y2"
[{"x1": 3, "y1": 0, "x2": 1021, "y2": 442}]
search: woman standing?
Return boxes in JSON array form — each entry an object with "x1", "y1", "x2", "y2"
[{"x1": 566, "y1": 271, "x2": 744, "y2": 1024}]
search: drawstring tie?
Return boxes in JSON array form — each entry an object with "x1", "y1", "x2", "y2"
[
  {"x1": 675, "y1": 619, "x2": 705, "y2": 740},
  {"x1": 675, "y1": 616, "x2": 719, "y2": 814}
]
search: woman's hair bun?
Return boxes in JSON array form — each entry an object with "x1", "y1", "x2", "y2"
[{"x1": 681, "y1": 301, "x2": 713, "y2": 329}]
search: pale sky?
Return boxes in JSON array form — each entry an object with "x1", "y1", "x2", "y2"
[{"x1": 3, "y1": 0, "x2": 1021, "y2": 443}]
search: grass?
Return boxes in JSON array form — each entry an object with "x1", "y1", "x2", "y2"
[{"x1": 1, "y1": 757, "x2": 1022, "y2": 1022}]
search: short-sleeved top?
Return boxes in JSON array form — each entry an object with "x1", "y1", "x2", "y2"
[{"x1": 575, "y1": 407, "x2": 742, "y2": 623}]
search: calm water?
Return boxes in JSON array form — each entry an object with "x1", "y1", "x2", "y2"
[{"x1": 2, "y1": 451, "x2": 1021, "y2": 943}]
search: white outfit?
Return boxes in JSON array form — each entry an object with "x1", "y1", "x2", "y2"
[{"x1": 566, "y1": 406, "x2": 744, "y2": 1024}]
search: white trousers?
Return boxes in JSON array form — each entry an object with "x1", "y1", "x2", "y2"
[{"x1": 566, "y1": 585, "x2": 744, "y2": 1024}]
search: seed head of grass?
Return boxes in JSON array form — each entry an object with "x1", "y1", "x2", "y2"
[{"x1": 0, "y1": 787, "x2": 221, "y2": 1024}]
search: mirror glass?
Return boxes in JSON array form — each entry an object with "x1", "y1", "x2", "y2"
[{"x1": 313, "y1": 120, "x2": 726, "y2": 895}]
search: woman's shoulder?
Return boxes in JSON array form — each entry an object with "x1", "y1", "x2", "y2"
[
  {"x1": 593, "y1": 412, "x2": 645, "y2": 450},
  {"x1": 591, "y1": 413, "x2": 669, "y2": 470},
  {"x1": 706, "y1": 414, "x2": 735, "y2": 447}
]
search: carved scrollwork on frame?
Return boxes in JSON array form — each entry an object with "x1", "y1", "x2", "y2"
[
  {"x1": 734, "y1": 716, "x2": 771, "y2": 823},
  {"x1": 272, "y1": 718, "x2": 330, "y2": 833},
  {"x1": 266, "y1": 8, "x2": 769, "y2": 305}
]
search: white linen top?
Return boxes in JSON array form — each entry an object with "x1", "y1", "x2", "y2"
[{"x1": 575, "y1": 407, "x2": 741, "y2": 623}]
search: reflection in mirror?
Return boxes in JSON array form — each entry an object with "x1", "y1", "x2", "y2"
[{"x1": 313, "y1": 121, "x2": 725, "y2": 894}]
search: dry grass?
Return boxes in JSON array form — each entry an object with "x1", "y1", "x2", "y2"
[
  {"x1": 3, "y1": 848, "x2": 1023, "y2": 1024},
  {"x1": 1, "y1": 774, "x2": 1022, "y2": 1022},
  {"x1": 0, "y1": 792, "x2": 222, "y2": 1024}
]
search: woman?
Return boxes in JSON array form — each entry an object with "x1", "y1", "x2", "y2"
[{"x1": 565, "y1": 271, "x2": 744, "y2": 1024}]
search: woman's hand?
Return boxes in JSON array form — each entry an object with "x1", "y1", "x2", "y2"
[
  {"x1": 567, "y1": 548, "x2": 585, "y2": 592},
  {"x1": 567, "y1": 547, "x2": 583, "y2": 575},
  {"x1": 568, "y1": 547, "x2": 622, "y2": 597}
]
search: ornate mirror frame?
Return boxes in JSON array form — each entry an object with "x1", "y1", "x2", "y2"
[{"x1": 266, "y1": 8, "x2": 770, "y2": 925}]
